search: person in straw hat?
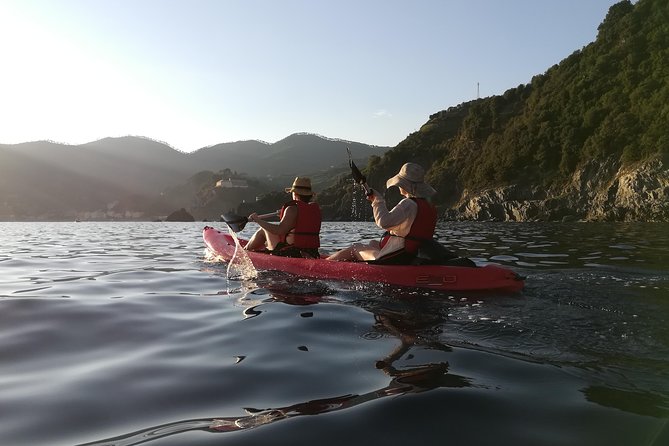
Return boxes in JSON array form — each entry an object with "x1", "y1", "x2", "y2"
[
  {"x1": 327, "y1": 163, "x2": 437, "y2": 264},
  {"x1": 245, "y1": 177, "x2": 322, "y2": 258}
]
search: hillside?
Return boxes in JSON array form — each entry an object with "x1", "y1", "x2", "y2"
[
  {"x1": 3, "y1": 0, "x2": 666, "y2": 222},
  {"x1": 196, "y1": 133, "x2": 385, "y2": 178},
  {"x1": 0, "y1": 134, "x2": 388, "y2": 220},
  {"x1": 320, "y1": 0, "x2": 669, "y2": 222}
]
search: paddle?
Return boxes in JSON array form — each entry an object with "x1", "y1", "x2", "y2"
[
  {"x1": 221, "y1": 211, "x2": 279, "y2": 232},
  {"x1": 347, "y1": 147, "x2": 373, "y2": 196}
]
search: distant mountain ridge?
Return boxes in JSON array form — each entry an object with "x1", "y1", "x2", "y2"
[
  {"x1": 0, "y1": 133, "x2": 389, "y2": 220},
  {"x1": 196, "y1": 133, "x2": 387, "y2": 178}
]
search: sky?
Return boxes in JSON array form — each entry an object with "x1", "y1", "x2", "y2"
[{"x1": 0, "y1": 0, "x2": 619, "y2": 152}]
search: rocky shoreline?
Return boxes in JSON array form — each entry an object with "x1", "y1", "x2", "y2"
[{"x1": 444, "y1": 156, "x2": 669, "y2": 222}]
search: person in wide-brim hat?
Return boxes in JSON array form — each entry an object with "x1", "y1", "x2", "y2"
[
  {"x1": 327, "y1": 163, "x2": 437, "y2": 263},
  {"x1": 385, "y1": 163, "x2": 436, "y2": 198},
  {"x1": 284, "y1": 177, "x2": 314, "y2": 196},
  {"x1": 245, "y1": 176, "x2": 321, "y2": 258}
]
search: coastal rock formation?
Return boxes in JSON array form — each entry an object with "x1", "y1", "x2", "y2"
[
  {"x1": 324, "y1": 0, "x2": 668, "y2": 223},
  {"x1": 166, "y1": 208, "x2": 195, "y2": 222},
  {"x1": 445, "y1": 156, "x2": 669, "y2": 222}
]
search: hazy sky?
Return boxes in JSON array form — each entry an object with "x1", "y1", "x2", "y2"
[{"x1": 0, "y1": 0, "x2": 617, "y2": 152}]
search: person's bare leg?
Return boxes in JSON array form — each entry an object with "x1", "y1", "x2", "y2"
[
  {"x1": 264, "y1": 232, "x2": 281, "y2": 250},
  {"x1": 327, "y1": 246, "x2": 359, "y2": 261},
  {"x1": 245, "y1": 228, "x2": 267, "y2": 251},
  {"x1": 245, "y1": 229, "x2": 282, "y2": 251}
]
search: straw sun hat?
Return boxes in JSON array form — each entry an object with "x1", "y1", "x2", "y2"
[
  {"x1": 386, "y1": 163, "x2": 436, "y2": 198},
  {"x1": 285, "y1": 177, "x2": 314, "y2": 196}
]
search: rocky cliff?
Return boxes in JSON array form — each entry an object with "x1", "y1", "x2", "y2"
[{"x1": 445, "y1": 156, "x2": 669, "y2": 222}]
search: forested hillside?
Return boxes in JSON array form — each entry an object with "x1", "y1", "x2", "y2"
[
  {"x1": 0, "y1": 134, "x2": 386, "y2": 220},
  {"x1": 320, "y1": 0, "x2": 669, "y2": 221}
]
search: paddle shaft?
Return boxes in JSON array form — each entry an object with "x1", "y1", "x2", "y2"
[
  {"x1": 361, "y1": 182, "x2": 373, "y2": 196},
  {"x1": 221, "y1": 210, "x2": 279, "y2": 232},
  {"x1": 256, "y1": 211, "x2": 279, "y2": 220}
]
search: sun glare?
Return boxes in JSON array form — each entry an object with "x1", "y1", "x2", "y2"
[{"x1": 0, "y1": 3, "x2": 175, "y2": 146}]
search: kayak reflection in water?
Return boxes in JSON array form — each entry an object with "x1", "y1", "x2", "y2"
[
  {"x1": 213, "y1": 289, "x2": 471, "y2": 429},
  {"x1": 328, "y1": 163, "x2": 442, "y2": 265},
  {"x1": 78, "y1": 286, "x2": 471, "y2": 446},
  {"x1": 80, "y1": 356, "x2": 469, "y2": 445},
  {"x1": 245, "y1": 177, "x2": 322, "y2": 259}
]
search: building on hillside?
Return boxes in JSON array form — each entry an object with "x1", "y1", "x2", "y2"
[{"x1": 216, "y1": 178, "x2": 249, "y2": 188}]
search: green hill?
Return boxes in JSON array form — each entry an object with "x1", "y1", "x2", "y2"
[
  {"x1": 0, "y1": 134, "x2": 387, "y2": 221},
  {"x1": 320, "y1": 0, "x2": 669, "y2": 222}
]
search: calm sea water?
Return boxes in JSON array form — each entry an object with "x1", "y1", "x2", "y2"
[{"x1": 0, "y1": 221, "x2": 668, "y2": 446}]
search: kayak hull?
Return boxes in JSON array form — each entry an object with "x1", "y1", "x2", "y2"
[{"x1": 203, "y1": 227, "x2": 524, "y2": 293}]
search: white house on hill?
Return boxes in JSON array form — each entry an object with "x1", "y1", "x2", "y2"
[{"x1": 216, "y1": 178, "x2": 248, "y2": 188}]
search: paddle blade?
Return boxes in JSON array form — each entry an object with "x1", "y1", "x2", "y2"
[
  {"x1": 347, "y1": 147, "x2": 366, "y2": 184},
  {"x1": 221, "y1": 213, "x2": 249, "y2": 233},
  {"x1": 350, "y1": 159, "x2": 367, "y2": 185}
]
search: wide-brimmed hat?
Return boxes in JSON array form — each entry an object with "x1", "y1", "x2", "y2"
[
  {"x1": 386, "y1": 163, "x2": 436, "y2": 198},
  {"x1": 285, "y1": 177, "x2": 314, "y2": 196}
]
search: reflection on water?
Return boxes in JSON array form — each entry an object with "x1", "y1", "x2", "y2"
[
  {"x1": 79, "y1": 281, "x2": 472, "y2": 446},
  {"x1": 433, "y1": 222, "x2": 669, "y2": 270},
  {"x1": 583, "y1": 385, "x2": 669, "y2": 419},
  {"x1": 81, "y1": 361, "x2": 469, "y2": 446},
  {"x1": 0, "y1": 222, "x2": 667, "y2": 446}
]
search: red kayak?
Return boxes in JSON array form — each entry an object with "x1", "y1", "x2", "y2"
[{"x1": 203, "y1": 226, "x2": 524, "y2": 293}]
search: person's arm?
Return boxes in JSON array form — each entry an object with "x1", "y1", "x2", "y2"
[
  {"x1": 250, "y1": 206, "x2": 297, "y2": 236},
  {"x1": 371, "y1": 197, "x2": 415, "y2": 229}
]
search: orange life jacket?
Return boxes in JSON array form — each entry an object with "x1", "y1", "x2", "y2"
[
  {"x1": 280, "y1": 200, "x2": 321, "y2": 249},
  {"x1": 379, "y1": 198, "x2": 437, "y2": 253}
]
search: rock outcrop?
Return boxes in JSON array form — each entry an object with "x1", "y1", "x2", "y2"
[
  {"x1": 445, "y1": 156, "x2": 669, "y2": 222},
  {"x1": 166, "y1": 208, "x2": 195, "y2": 222}
]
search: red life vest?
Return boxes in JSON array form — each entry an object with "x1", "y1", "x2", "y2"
[
  {"x1": 280, "y1": 200, "x2": 321, "y2": 249},
  {"x1": 379, "y1": 198, "x2": 437, "y2": 253}
]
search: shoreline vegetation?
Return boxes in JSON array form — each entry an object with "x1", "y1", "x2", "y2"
[
  {"x1": 1, "y1": 0, "x2": 667, "y2": 223},
  {"x1": 317, "y1": 0, "x2": 668, "y2": 222}
]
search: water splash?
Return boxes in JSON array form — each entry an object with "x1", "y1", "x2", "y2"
[
  {"x1": 350, "y1": 179, "x2": 359, "y2": 219},
  {"x1": 350, "y1": 180, "x2": 369, "y2": 220},
  {"x1": 226, "y1": 228, "x2": 257, "y2": 281}
]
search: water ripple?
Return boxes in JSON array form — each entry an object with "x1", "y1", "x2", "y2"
[{"x1": 0, "y1": 221, "x2": 667, "y2": 445}]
